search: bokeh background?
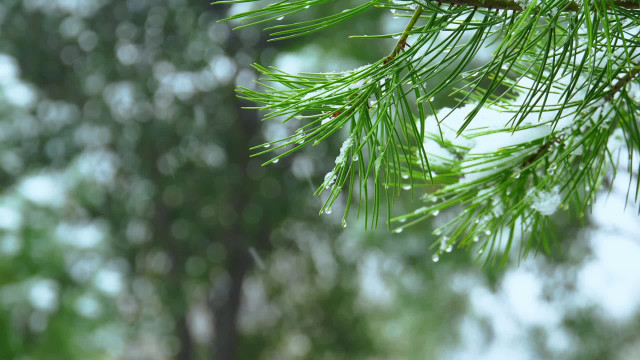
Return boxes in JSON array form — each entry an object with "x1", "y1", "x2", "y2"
[{"x1": 1, "y1": 1, "x2": 639, "y2": 359}]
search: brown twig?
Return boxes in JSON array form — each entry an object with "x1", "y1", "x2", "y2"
[
  {"x1": 430, "y1": 0, "x2": 640, "y2": 12},
  {"x1": 522, "y1": 64, "x2": 640, "y2": 168},
  {"x1": 385, "y1": 7, "x2": 424, "y2": 65}
]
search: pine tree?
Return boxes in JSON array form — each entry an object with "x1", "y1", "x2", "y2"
[{"x1": 218, "y1": 0, "x2": 640, "y2": 264}]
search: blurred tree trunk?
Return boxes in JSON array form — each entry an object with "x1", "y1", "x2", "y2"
[{"x1": 211, "y1": 96, "x2": 262, "y2": 359}]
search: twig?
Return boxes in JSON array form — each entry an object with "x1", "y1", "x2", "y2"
[
  {"x1": 605, "y1": 65, "x2": 640, "y2": 101},
  {"x1": 522, "y1": 64, "x2": 640, "y2": 168},
  {"x1": 430, "y1": 0, "x2": 640, "y2": 12},
  {"x1": 385, "y1": 7, "x2": 424, "y2": 65}
]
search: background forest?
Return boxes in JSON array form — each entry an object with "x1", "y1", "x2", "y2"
[{"x1": 0, "y1": 0, "x2": 639, "y2": 359}]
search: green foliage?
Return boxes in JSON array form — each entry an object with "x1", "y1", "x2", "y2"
[{"x1": 221, "y1": 0, "x2": 640, "y2": 263}]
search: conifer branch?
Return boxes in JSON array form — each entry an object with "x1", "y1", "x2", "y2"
[
  {"x1": 223, "y1": 0, "x2": 640, "y2": 263},
  {"x1": 524, "y1": 65, "x2": 640, "y2": 169},
  {"x1": 386, "y1": 7, "x2": 424, "y2": 64},
  {"x1": 426, "y1": 0, "x2": 640, "y2": 11},
  {"x1": 606, "y1": 65, "x2": 640, "y2": 101}
]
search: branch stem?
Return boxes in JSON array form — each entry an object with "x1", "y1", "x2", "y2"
[
  {"x1": 386, "y1": 7, "x2": 424, "y2": 63},
  {"x1": 523, "y1": 65, "x2": 640, "y2": 168},
  {"x1": 430, "y1": 0, "x2": 640, "y2": 11},
  {"x1": 606, "y1": 65, "x2": 640, "y2": 101}
]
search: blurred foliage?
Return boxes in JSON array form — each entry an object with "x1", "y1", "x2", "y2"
[{"x1": 0, "y1": 1, "x2": 639, "y2": 360}]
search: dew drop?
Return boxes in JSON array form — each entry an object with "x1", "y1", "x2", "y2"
[
  {"x1": 434, "y1": 229, "x2": 442, "y2": 235},
  {"x1": 402, "y1": 173, "x2": 409, "y2": 179},
  {"x1": 402, "y1": 185, "x2": 411, "y2": 190},
  {"x1": 547, "y1": 163, "x2": 557, "y2": 175},
  {"x1": 264, "y1": 144, "x2": 271, "y2": 148},
  {"x1": 342, "y1": 219, "x2": 347, "y2": 228},
  {"x1": 432, "y1": 210, "x2": 440, "y2": 216},
  {"x1": 399, "y1": 218, "x2": 407, "y2": 223},
  {"x1": 478, "y1": 248, "x2": 484, "y2": 254},
  {"x1": 446, "y1": 245, "x2": 453, "y2": 253},
  {"x1": 473, "y1": 236, "x2": 480, "y2": 242},
  {"x1": 513, "y1": 172, "x2": 521, "y2": 179},
  {"x1": 276, "y1": 16, "x2": 284, "y2": 20},
  {"x1": 414, "y1": 207, "x2": 427, "y2": 214},
  {"x1": 432, "y1": 254, "x2": 440, "y2": 262},
  {"x1": 273, "y1": 159, "x2": 279, "y2": 163},
  {"x1": 325, "y1": 207, "x2": 332, "y2": 214},
  {"x1": 393, "y1": 228, "x2": 404, "y2": 234},
  {"x1": 352, "y1": 154, "x2": 359, "y2": 161},
  {"x1": 484, "y1": 230, "x2": 491, "y2": 235}
]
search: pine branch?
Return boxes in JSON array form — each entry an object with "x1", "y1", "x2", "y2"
[
  {"x1": 385, "y1": 7, "x2": 424, "y2": 64},
  {"x1": 426, "y1": 0, "x2": 640, "y2": 11},
  {"x1": 606, "y1": 64, "x2": 640, "y2": 101},
  {"x1": 223, "y1": 0, "x2": 640, "y2": 264}
]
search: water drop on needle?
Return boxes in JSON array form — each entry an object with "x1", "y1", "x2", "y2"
[{"x1": 432, "y1": 254, "x2": 439, "y2": 262}]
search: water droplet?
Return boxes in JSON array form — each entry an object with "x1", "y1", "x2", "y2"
[
  {"x1": 384, "y1": 184, "x2": 389, "y2": 189},
  {"x1": 478, "y1": 248, "x2": 484, "y2": 254},
  {"x1": 473, "y1": 236, "x2": 480, "y2": 242},
  {"x1": 325, "y1": 207, "x2": 332, "y2": 214},
  {"x1": 352, "y1": 154, "x2": 359, "y2": 161},
  {"x1": 547, "y1": 163, "x2": 557, "y2": 175},
  {"x1": 475, "y1": 219, "x2": 480, "y2": 224},
  {"x1": 484, "y1": 230, "x2": 491, "y2": 235},
  {"x1": 273, "y1": 159, "x2": 279, "y2": 163},
  {"x1": 399, "y1": 218, "x2": 407, "y2": 223},
  {"x1": 432, "y1": 254, "x2": 439, "y2": 262},
  {"x1": 264, "y1": 144, "x2": 271, "y2": 148},
  {"x1": 562, "y1": 203, "x2": 569, "y2": 210},
  {"x1": 414, "y1": 207, "x2": 427, "y2": 214},
  {"x1": 434, "y1": 229, "x2": 442, "y2": 235},
  {"x1": 402, "y1": 173, "x2": 409, "y2": 179},
  {"x1": 402, "y1": 185, "x2": 411, "y2": 190},
  {"x1": 446, "y1": 245, "x2": 453, "y2": 253},
  {"x1": 440, "y1": 237, "x2": 449, "y2": 250},
  {"x1": 342, "y1": 219, "x2": 347, "y2": 228},
  {"x1": 513, "y1": 172, "x2": 521, "y2": 179},
  {"x1": 276, "y1": 16, "x2": 284, "y2": 20},
  {"x1": 393, "y1": 228, "x2": 403, "y2": 234},
  {"x1": 432, "y1": 210, "x2": 440, "y2": 216}
]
